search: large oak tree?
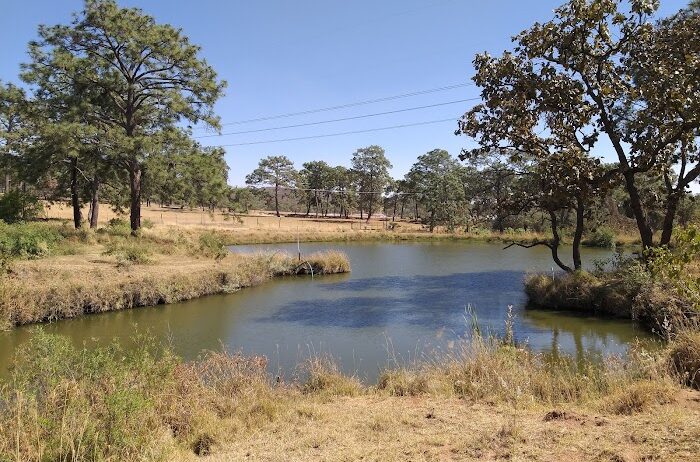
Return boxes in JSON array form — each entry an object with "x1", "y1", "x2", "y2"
[{"x1": 459, "y1": 0, "x2": 699, "y2": 249}]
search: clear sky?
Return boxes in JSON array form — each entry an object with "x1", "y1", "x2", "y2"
[{"x1": 0, "y1": 0, "x2": 690, "y2": 186}]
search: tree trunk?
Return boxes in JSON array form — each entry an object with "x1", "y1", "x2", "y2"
[
  {"x1": 548, "y1": 211, "x2": 572, "y2": 273},
  {"x1": 367, "y1": 195, "x2": 374, "y2": 221},
  {"x1": 392, "y1": 195, "x2": 398, "y2": 221},
  {"x1": 69, "y1": 157, "x2": 82, "y2": 229},
  {"x1": 314, "y1": 190, "x2": 319, "y2": 218},
  {"x1": 129, "y1": 162, "x2": 142, "y2": 232},
  {"x1": 3, "y1": 173, "x2": 9, "y2": 193},
  {"x1": 274, "y1": 183, "x2": 280, "y2": 217},
  {"x1": 660, "y1": 192, "x2": 681, "y2": 246},
  {"x1": 89, "y1": 177, "x2": 101, "y2": 229},
  {"x1": 623, "y1": 171, "x2": 654, "y2": 248},
  {"x1": 572, "y1": 198, "x2": 584, "y2": 271}
]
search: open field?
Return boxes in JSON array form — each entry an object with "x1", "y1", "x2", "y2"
[{"x1": 41, "y1": 202, "x2": 643, "y2": 246}]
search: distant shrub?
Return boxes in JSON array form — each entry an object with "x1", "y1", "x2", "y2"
[
  {"x1": 0, "y1": 221, "x2": 62, "y2": 260},
  {"x1": 100, "y1": 218, "x2": 132, "y2": 237},
  {"x1": 103, "y1": 240, "x2": 152, "y2": 265},
  {"x1": 0, "y1": 191, "x2": 43, "y2": 223},
  {"x1": 141, "y1": 218, "x2": 155, "y2": 229},
  {"x1": 583, "y1": 227, "x2": 616, "y2": 249},
  {"x1": 198, "y1": 232, "x2": 229, "y2": 260}
]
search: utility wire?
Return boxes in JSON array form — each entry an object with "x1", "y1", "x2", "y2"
[
  {"x1": 212, "y1": 118, "x2": 458, "y2": 147},
  {"x1": 195, "y1": 98, "x2": 478, "y2": 138},
  {"x1": 262, "y1": 185, "x2": 417, "y2": 195},
  {"x1": 198, "y1": 83, "x2": 474, "y2": 128}
]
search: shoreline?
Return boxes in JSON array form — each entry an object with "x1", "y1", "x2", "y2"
[{"x1": 0, "y1": 248, "x2": 350, "y2": 330}]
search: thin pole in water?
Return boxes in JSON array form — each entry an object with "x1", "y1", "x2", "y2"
[{"x1": 297, "y1": 226, "x2": 301, "y2": 261}]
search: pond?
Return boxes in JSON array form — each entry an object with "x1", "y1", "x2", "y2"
[{"x1": 0, "y1": 241, "x2": 652, "y2": 381}]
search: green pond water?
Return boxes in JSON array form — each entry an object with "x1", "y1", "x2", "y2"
[{"x1": 0, "y1": 241, "x2": 653, "y2": 381}]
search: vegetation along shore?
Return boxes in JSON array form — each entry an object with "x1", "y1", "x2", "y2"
[{"x1": 0, "y1": 219, "x2": 349, "y2": 330}]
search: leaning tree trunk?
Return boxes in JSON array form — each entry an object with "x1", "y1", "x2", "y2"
[
  {"x1": 548, "y1": 211, "x2": 572, "y2": 273},
  {"x1": 69, "y1": 157, "x2": 82, "y2": 229},
  {"x1": 660, "y1": 191, "x2": 682, "y2": 246},
  {"x1": 89, "y1": 177, "x2": 101, "y2": 229},
  {"x1": 129, "y1": 162, "x2": 142, "y2": 233}
]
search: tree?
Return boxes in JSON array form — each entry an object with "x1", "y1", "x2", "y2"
[
  {"x1": 350, "y1": 145, "x2": 392, "y2": 221},
  {"x1": 406, "y1": 149, "x2": 465, "y2": 232},
  {"x1": 23, "y1": 0, "x2": 226, "y2": 232},
  {"x1": 298, "y1": 160, "x2": 334, "y2": 217},
  {"x1": 459, "y1": 0, "x2": 699, "y2": 249},
  {"x1": 0, "y1": 82, "x2": 27, "y2": 194},
  {"x1": 245, "y1": 156, "x2": 296, "y2": 217}
]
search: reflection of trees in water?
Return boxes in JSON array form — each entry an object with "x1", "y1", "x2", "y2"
[{"x1": 522, "y1": 308, "x2": 651, "y2": 360}]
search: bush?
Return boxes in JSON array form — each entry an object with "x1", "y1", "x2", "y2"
[
  {"x1": 0, "y1": 191, "x2": 43, "y2": 223},
  {"x1": 99, "y1": 218, "x2": 132, "y2": 237},
  {"x1": 198, "y1": 232, "x2": 229, "y2": 260},
  {"x1": 102, "y1": 240, "x2": 152, "y2": 265},
  {"x1": 0, "y1": 221, "x2": 62, "y2": 260},
  {"x1": 583, "y1": 226, "x2": 616, "y2": 249}
]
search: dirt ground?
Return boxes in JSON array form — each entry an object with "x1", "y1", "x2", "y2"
[{"x1": 185, "y1": 391, "x2": 700, "y2": 462}]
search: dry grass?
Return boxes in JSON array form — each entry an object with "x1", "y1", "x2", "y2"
[
  {"x1": 2, "y1": 332, "x2": 699, "y2": 462},
  {"x1": 667, "y1": 330, "x2": 700, "y2": 389},
  {"x1": 41, "y1": 201, "x2": 602, "y2": 246},
  {"x1": 0, "y1": 230, "x2": 350, "y2": 329},
  {"x1": 524, "y1": 272, "x2": 635, "y2": 318}
]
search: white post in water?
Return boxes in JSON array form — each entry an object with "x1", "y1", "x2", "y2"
[{"x1": 297, "y1": 227, "x2": 301, "y2": 261}]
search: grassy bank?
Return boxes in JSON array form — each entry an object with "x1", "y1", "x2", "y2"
[
  {"x1": 1, "y1": 330, "x2": 698, "y2": 461},
  {"x1": 525, "y1": 231, "x2": 700, "y2": 335},
  {"x1": 0, "y1": 221, "x2": 349, "y2": 330}
]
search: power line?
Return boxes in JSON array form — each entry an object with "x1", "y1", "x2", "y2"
[
  {"x1": 195, "y1": 98, "x2": 479, "y2": 139},
  {"x1": 198, "y1": 83, "x2": 474, "y2": 128},
  {"x1": 212, "y1": 117, "x2": 458, "y2": 147},
  {"x1": 270, "y1": 185, "x2": 417, "y2": 195}
]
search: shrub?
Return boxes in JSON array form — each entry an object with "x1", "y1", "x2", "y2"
[
  {"x1": 583, "y1": 226, "x2": 616, "y2": 249},
  {"x1": 102, "y1": 240, "x2": 152, "y2": 264},
  {"x1": 198, "y1": 232, "x2": 229, "y2": 260},
  {"x1": 100, "y1": 218, "x2": 132, "y2": 237},
  {"x1": 0, "y1": 190, "x2": 43, "y2": 223},
  {"x1": 0, "y1": 221, "x2": 62, "y2": 260}
]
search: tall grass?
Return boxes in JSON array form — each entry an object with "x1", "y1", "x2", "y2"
[{"x1": 0, "y1": 325, "x2": 692, "y2": 461}]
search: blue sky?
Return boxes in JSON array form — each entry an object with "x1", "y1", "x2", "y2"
[{"x1": 0, "y1": 0, "x2": 690, "y2": 186}]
